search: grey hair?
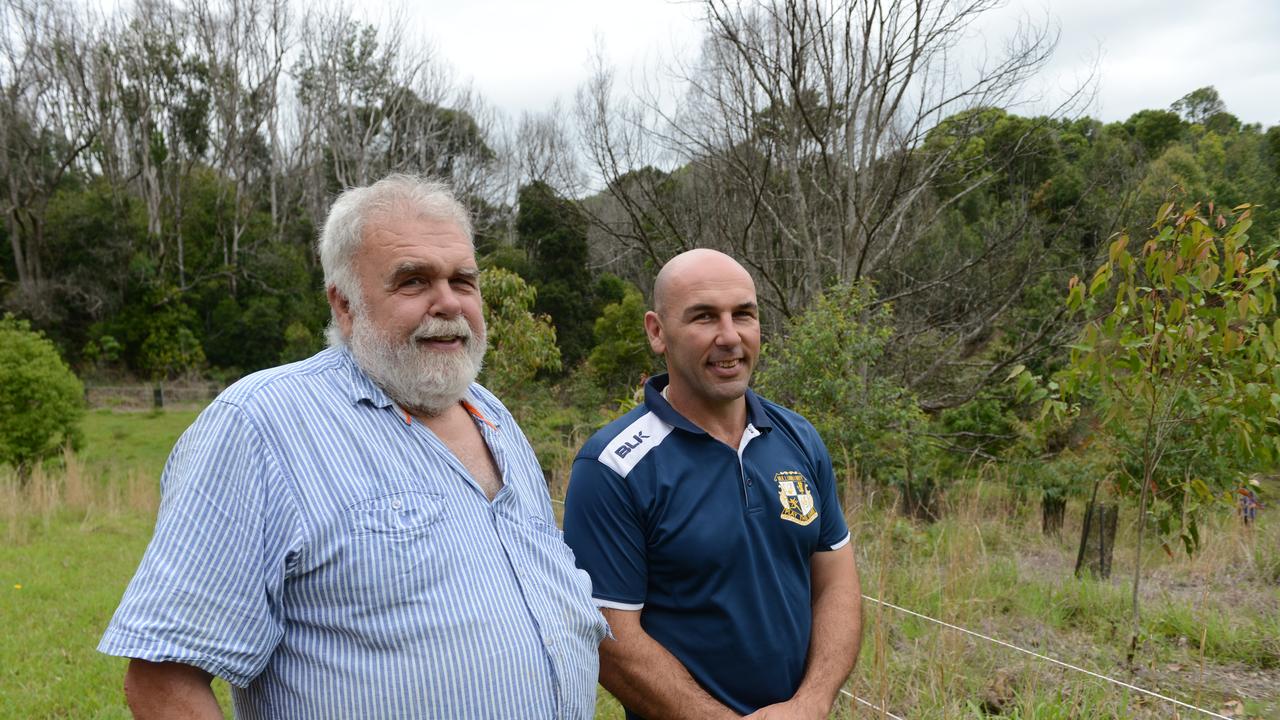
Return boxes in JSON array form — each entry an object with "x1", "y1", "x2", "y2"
[{"x1": 318, "y1": 174, "x2": 475, "y2": 346}]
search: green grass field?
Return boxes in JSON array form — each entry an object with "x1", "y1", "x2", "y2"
[
  {"x1": 3, "y1": 409, "x2": 1277, "y2": 718},
  {"x1": 2, "y1": 512, "x2": 154, "y2": 719},
  {"x1": 78, "y1": 408, "x2": 203, "y2": 479}
]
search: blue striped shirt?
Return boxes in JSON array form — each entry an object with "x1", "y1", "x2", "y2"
[{"x1": 99, "y1": 347, "x2": 605, "y2": 719}]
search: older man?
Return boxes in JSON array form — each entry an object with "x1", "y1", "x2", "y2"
[
  {"x1": 564, "y1": 249, "x2": 862, "y2": 719},
  {"x1": 100, "y1": 175, "x2": 605, "y2": 719}
]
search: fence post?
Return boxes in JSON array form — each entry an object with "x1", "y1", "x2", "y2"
[{"x1": 153, "y1": 384, "x2": 164, "y2": 409}]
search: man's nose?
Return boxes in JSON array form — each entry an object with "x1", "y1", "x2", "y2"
[
  {"x1": 429, "y1": 281, "x2": 463, "y2": 318},
  {"x1": 715, "y1": 314, "x2": 741, "y2": 346}
]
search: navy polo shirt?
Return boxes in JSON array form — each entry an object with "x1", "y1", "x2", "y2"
[{"x1": 563, "y1": 374, "x2": 850, "y2": 716}]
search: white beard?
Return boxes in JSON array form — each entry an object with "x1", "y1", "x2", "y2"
[{"x1": 348, "y1": 311, "x2": 487, "y2": 416}]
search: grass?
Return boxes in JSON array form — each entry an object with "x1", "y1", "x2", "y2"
[
  {"x1": 0, "y1": 410, "x2": 233, "y2": 718},
  {"x1": 3, "y1": 408, "x2": 1278, "y2": 718},
  {"x1": 1, "y1": 510, "x2": 155, "y2": 719},
  {"x1": 847, "y1": 476, "x2": 1280, "y2": 719},
  {"x1": 78, "y1": 407, "x2": 202, "y2": 480}
]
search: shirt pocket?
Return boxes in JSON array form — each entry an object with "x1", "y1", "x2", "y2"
[
  {"x1": 347, "y1": 490, "x2": 445, "y2": 538},
  {"x1": 341, "y1": 491, "x2": 448, "y2": 617}
]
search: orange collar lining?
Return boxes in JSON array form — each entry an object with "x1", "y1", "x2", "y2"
[
  {"x1": 399, "y1": 401, "x2": 496, "y2": 431},
  {"x1": 462, "y1": 400, "x2": 498, "y2": 431}
]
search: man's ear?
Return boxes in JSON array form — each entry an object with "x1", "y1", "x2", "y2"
[
  {"x1": 327, "y1": 285, "x2": 354, "y2": 340},
  {"x1": 644, "y1": 310, "x2": 665, "y2": 355}
]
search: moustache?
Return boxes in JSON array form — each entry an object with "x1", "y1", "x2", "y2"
[{"x1": 410, "y1": 317, "x2": 474, "y2": 344}]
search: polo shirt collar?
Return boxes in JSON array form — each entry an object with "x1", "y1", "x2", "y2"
[{"x1": 643, "y1": 373, "x2": 773, "y2": 434}]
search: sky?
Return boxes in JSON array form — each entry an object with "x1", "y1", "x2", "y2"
[{"x1": 388, "y1": 0, "x2": 1280, "y2": 128}]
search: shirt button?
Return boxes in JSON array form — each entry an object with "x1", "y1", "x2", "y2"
[
  {"x1": 544, "y1": 637, "x2": 554, "y2": 647},
  {"x1": 391, "y1": 499, "x2": 402, "y2": 510},
  {"x1": 746, "y1": 479, "x2": 753, "y2": 487}
]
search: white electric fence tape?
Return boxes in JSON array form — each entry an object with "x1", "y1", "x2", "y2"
[{"x1": 862, "y1": 594, "x2": 1234, "y2": 720}]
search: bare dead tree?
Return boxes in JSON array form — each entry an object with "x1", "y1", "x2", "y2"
[
  {"x1": 189, "y1": 0, "x2": 290, "y2": 294},
  {"x1": 287, "y1": 6, "x2": 503, "y2": 236},
  {"x1": 576, "y1": 0, "x2": 1093, "y2": 408},
  {"x1": 0, "y1": 0, "x2": 100, "y2": 317}
]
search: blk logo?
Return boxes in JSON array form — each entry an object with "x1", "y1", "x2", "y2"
[{"x1": 614, "y1": 430, "x2": 651, "y2": 458}]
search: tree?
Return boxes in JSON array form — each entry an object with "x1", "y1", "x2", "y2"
[
  {"x1": 478, "y1": 267, "x2": 560, "y2": 395},
  {"x1": 1123, "y1": 109, "x2": 1185, "y2": 157},
  {"x1": 189, "y1": 0, "x2": 291, "y2": 295},
  {"x1": 754, "y1": 282, "x2": 924, "y2": 505},
  {"x1": 516, "y1": 180, "x2": 595, "y2": 369},
  {"x1": 0, "y1": 0, "x2": 100, "y2": 319},
  {"x1": 1170, "y1": 86, "x2": 1226, "y2": 126},
  {"x1": 291, "y1": 11, "x2": 501, "y2": 227},
  {"x1": 1055, "y1": 200, "x2": 1280, "y2": 660},
  {"x1": 0, "y1": 313, "x2": 83, "y2": 480},
  {"x1": 576, "y1": 0, "x2": 1087, "y2": 411},
  {"x1": 586, "y1": 283, "x2": 660, "y2": 396}
]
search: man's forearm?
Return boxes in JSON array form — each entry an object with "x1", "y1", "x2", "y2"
[
  {"x1": 599, "y1": 608, "x2": 739, "y2": 720},
  {"x1": 792, "y1": 545, "x2": 862, "y2": 715},
  {"x1": 124, "y1": 659, "x2": 222, "y2": 720}
]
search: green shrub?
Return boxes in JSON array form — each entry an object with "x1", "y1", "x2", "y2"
[
  {"x1": 586, "y1": 284, "x2": 661, "y2": 396},
  {"x1": 0, "y1": 314, "x2": 85, "y2": 478},
  {"x1": 479, "y1": 267, "x2": 561, "y2": 395},
  {"x1": 755, "y1": 281, "x2": 922, "y2": 487}
]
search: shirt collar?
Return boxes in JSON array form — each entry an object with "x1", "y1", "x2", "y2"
[
  {"x1": 339, "y1": 346, "x2": 395, "y2": 408},
  {"x1": 643, "y1": 373, "x2": 773, "y2": 434}
]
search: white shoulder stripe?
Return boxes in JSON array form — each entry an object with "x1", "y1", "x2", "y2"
[{"x1": 597, "y1": 411, "x2": 673, "y2": 478}]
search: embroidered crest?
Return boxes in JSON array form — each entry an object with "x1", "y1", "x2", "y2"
[{"x1": 775, "y1": 471, "x2": 818, "y2": 526}]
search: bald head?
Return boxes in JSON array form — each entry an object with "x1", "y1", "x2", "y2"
[
  {"x1": 644, "y1": 248, "x2": 760, "y2": 426},
  {"x1": 652, "y1": 249, "x2": 756, "y2": 318}
]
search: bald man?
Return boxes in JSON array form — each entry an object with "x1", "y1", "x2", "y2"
[{"x1": 564, "y1": 249, "x2": 862, "y2": 719}]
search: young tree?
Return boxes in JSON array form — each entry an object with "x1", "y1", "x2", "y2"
[
  {"x1": 586, "y1": 283, "x2": 660, "y2": 396},
  {"x1": 1056, "y1": 200, "x2": 1280, "y2": 660},
  {"x1": 478, "y1": 267, "x2": 560, "y2": 395},
  {"x1": 755, "y1": 282, "x2": 924, "y2": 503}
]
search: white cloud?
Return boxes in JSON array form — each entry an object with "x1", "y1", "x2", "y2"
[{"x1": 388, "y1": 0, "x2": 1279, "y2": 126}]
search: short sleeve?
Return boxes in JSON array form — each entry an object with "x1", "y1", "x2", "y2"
[
  {"x1": 810, "y1": 430, "x2": 850, "y2": 551},
  {"x1": 98, "y1": 400, "x2": 300, "y2": 687},
  {"x1": 562, "y1": 456, "x2": 648, "y2": 610}
]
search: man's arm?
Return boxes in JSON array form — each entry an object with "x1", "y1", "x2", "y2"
[
  {"x1": 746, "y1": 543, "x2": 862, "y2": 719},
  {"x1": 124, "y1": 659, "x2": 222, "y2": 719},
  {"x1": 599, "y1": 608, "x2": 740, "y2": 720}
]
